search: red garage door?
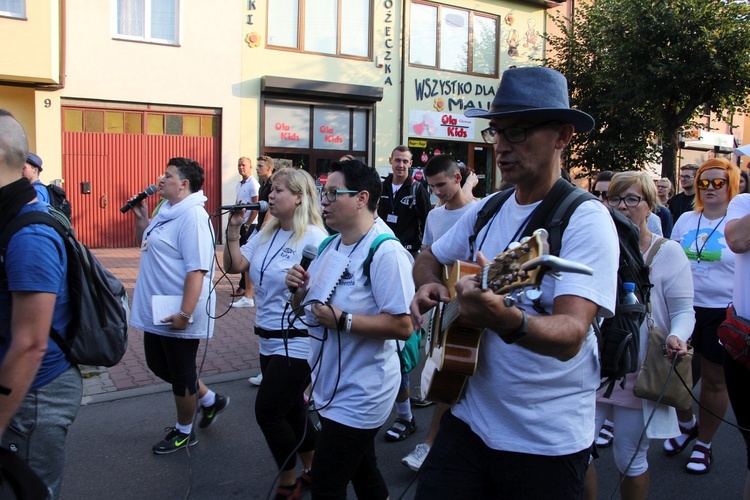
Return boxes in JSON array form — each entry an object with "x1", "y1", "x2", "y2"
[{"x1": 62, "y1": 105, "x2": 221, "y2": 248}]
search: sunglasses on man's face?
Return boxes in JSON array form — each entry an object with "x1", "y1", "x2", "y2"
[
  {"x1": 696, "y1": 178, "x2": 727, "y2": 190},
  {"x1": 591, "y1": 189, "x2": 607, "y2": 199}
]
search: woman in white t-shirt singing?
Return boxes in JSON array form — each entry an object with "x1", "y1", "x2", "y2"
[
  {"x1": 666, "y1": 158, "x2": 739, "y2": 475},
  {"x1": 224, "y1": 168, "x2": 327, "y2": 499},
  {"x1": 286, "y1": 160, "x2": 414, "y2": 499}
]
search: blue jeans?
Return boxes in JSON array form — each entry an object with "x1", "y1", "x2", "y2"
[{"x1": 2, "y1": 365, "x2": 82, "y2": 499}]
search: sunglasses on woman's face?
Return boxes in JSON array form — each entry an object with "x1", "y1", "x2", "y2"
[
  {"x1": 696, "y1": 178, "x2": 727, "y2": 190},
  {"x1": 591, "y1": 189, "x2": 607, "y2": 199}
]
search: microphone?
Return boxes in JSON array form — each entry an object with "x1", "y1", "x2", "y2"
[
  {"x1": 289, "y1": 244, "x2": 318, "y2": 294},
  {"x1": 121, "y1": 185, "x2": 158, "y2": 213},
  {"x1": 219, "y1": 201, "x2": 269, "y2": 213}
]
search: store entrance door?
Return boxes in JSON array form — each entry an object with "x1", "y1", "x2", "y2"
[{"x1": 469, "y1": 144, "x2": 495, "y2": 197}]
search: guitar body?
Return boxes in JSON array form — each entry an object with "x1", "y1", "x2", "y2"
[
  {"x1": 421, "y1": 233, "x2": 550, "y2": 405},
  {"x1": 422, "y1": 261, "x2": 484, "y2": 405}
]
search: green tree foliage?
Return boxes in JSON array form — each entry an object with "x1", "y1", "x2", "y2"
[{"x1": 545, "y1": 0, "x2": 750, "y2": 183}]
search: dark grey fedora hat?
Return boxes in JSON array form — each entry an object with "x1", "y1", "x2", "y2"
[{"x1": 465, "y1": 67, "x2": 595, "y2": 133}]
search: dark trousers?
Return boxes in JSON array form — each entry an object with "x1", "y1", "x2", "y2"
[
  {"x1": 310, "y1": 417, "x2": 387, "y2": 500},
  {"x1": 238, "y1": 224, "x2": 255, "y2": 289},
  {"x1": 143, "y1": 332, "x2": 199, "y2": 396},
  {"x1": 416, "y1": 410, "x2": 589, "y2": 500},
  {"x1": 724, "y1": 352, "x2": 750, "y2": 470},
  {"x1": 255, "y1": 354, "x2": 317, "y2": 471}
]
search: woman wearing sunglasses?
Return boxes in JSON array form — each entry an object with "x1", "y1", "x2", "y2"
[{"x1": 666, "y1": 158, "x2": 740, "y2": 475}]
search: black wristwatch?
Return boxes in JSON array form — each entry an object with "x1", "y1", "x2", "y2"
[{"x1": 500, "y1": 308, "x2": 527, "y2": 344}]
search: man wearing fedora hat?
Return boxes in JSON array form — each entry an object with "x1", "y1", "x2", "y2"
[
  {"x1": 21, "y1": 152, "x2": 49, "y2": 204},
  {"x1": 410, "y1": 67, "x2": 618, "y2": 498}
]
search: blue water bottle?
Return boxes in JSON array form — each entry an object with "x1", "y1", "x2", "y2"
[{"x1": 621, "y1": 282, "x2": 638, "y2": 305}]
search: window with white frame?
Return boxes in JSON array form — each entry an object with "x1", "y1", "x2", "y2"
[
  {"x1": 268, "y1": 0, "x2": 371, "y2": 59},
  {"x1": 114, "y1": 0, "x2": 179, "y2": 45},
  {"x1": 409, "y1": 1, "x2": 498, "y2": 77},
  {"x1": 0, "y1": 0, "x2": 25, "y2": 18}
]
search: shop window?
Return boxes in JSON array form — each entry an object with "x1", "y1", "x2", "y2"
[
  {"x1": 409, "y1": 1, "x2": 498, "y2": 77},
  {"x1": 114, "y1": 0, "x2": 179, "y2": 45},
  {"x1": 85, "y1": 111, "x2": 104, "y2": 133},
  {"x1": 0, "y1": 0, "x2": 24, "y2": 18},
  {"x1": 64, "y1": 109, "x2": 83, "y2": 132},
  {"x1": 268, "y1": 0, "x2": 370, "y2": 59}
]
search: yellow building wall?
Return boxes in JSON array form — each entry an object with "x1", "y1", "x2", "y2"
[
  {"x1": 240, "y1": 1, "x2": 404, "y2": 174},
  {"x1": 41, "y1": 0, "x2": 244, "y2": 207},
  {"x1": 0, "y1": 0, "x2": 60, "y2": 84}
]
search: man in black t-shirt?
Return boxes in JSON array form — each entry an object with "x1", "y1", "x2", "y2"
[{"x1": 668, "y1": 164, "x2": 698, "y2": 223}]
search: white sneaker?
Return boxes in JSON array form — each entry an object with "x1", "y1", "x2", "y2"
[
  {"x1": 401, "y1": 443, "x2": 430, "y2": 471},
  {"x1": 230, "y1": 297, "x2": 255, "y2": 308},
  {"x1": 248, "y1": 373, "x2": 263, "y2": 386}
]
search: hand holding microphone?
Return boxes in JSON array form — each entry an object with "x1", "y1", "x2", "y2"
[
  {"x1": 121, "y1": 185, "x2": 159, "y2": 213},
  {"x1": 286, "y1": 244, "x2": 318, "y2": 298},
  {"x1": 220, "y1": 201, "x2": 269, "y2": 212}
]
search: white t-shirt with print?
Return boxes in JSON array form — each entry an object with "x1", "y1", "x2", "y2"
[
  {"x1": 305, "y1": 223, "x2": 415, "y2": 429},
  {"x1": 671, "y1": 210, "x2": 735, "y2": 308},
  {"x1": 241, "y1": 225, "x2": 327, "y2": 359},
  {"x1": 430, "y1": 191, "x2": 618, "y2": 456},
  {"x1": 727, "y1": 194, "x2": 750, "y2": 317}
]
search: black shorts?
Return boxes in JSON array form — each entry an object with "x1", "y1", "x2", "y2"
[{"x1": 691, "y1": 307, "x2": 726, "y2": 364}]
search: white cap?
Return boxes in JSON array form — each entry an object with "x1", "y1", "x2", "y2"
[{"x1": 735, "y1": 144, "x2": 750, "y2": 157}]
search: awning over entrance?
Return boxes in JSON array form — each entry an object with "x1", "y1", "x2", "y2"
[
  {"x1": 261, "y1": 76, "x2": 383, "y2": 104},
  {"x1": 680, "y1": 130, "x2": 737, "y2": 152}
]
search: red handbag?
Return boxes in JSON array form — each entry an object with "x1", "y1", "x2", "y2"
[{"x1": 717, "y1": 304, "x2": 750, "y2": 370}]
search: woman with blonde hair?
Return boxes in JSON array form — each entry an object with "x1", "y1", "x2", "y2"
[
  {"x1": 224, "y1": 168, "x2": 327, "y2": 498},
  {"x1": 590, "y1": 171, "x2": 694, "y2": 499},
  {"x1": 665, "y1": 158, "x2": 739, "y2": 475}
]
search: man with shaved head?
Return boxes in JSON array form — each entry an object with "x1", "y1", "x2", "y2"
[{"x1": 0, "y1": 110, "x2": 82, "y2": 498}]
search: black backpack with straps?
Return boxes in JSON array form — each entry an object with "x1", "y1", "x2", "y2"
[
  {"x1": 0, "y1": 207, "x2": 129, "y2": 367},
  {"x1": 470, "y1": 178, "x2": 650, "y2": 397}
]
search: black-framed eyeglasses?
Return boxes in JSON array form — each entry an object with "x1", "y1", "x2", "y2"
[
  {"x1": 679, "y1": 174, "x2": 696, "y2": 181},
  {"x1": 481, "y1": 121, "x2": 561, "y2": 144},
  {"x1": 696, "y1": 178, "x2": 727, "y2": 190},
  {"x1": 607, "y1": 195, "x2": 643, "y2": 207},
  {"x1": 322, "y1": 189, "x2": 359, "y2": 202},
  {"x1": 591, "y1": 189, "x2": 607, "y2": 199}
]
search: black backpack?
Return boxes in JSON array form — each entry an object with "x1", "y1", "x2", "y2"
[
  {"x1": 0, "y1": 208, "x2": 129, "y2": 367},
  {"x1": 470, "y1": 178, "x2": 650, "y2": 397},
  {"x1": 46, "y1": 183, "x2": 72, "y2": 222}
]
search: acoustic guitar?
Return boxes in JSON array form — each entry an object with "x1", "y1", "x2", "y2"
[{"x1": 421, "y1": 230, "x2": 592, "y2": 404}]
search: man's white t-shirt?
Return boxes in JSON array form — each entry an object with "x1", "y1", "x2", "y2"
[
  {"x1": 430, "y1": 192, "x2": 618, "y2": 456},
  {"x1": 727, "y1": 194, "x2": 750, "y2": 317},
  {"x1": 422, "y1": 201, "x2": 476, "y2": 247},
  {"x1": 236, "y1": 177, "x2": 259, "y2": 224}
]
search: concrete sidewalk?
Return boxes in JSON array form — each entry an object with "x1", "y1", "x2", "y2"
[{"x1": 82, "y1": 247, "x2": 261, "y2": 404}]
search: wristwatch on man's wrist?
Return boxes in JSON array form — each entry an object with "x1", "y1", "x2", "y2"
[{"x1": 499, "y1": 308, "x2": 527, "y2": 344}]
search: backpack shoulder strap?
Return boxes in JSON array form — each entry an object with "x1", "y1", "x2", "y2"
[
  {"x1": 0, "y1": 211, "x2": 67, "y2": 257},
  {"x1": 645, "y1": 237, "x2": 668, "y2": 267},
  {"x1": 363, "y1": 234, "x2": 400, "y2": 286},
  {"x1": 544, "y1": 188, "x2": 597, "y2": 257},
  {"x1": 469, "y1": 189, "x2": 515, "y2": 255},
  {"x1": 318, "y1": 234, "x2": 338, "y2": 255}
]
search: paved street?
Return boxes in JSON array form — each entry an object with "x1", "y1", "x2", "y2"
[{"x1": 58, "y1": 247, "x2": 747, "y2": 499}]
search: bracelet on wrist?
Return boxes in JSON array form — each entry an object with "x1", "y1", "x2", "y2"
[
  {"x1": 338, "y1": 311, "x2": 348, "y2": 332},
  {"x1": 179, "y1": 310, "x2": 192, "y2": 320},
  {"x1": 345, "y1": 313, "x2": 353, "y2": 333},
  {"x1": 499, "y1": 308, "x2": 527, "y2": 344}
]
